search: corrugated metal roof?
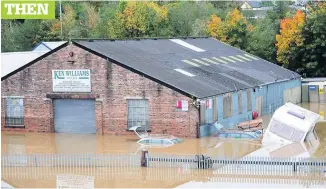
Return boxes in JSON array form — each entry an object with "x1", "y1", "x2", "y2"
[
  {"x1": 33, "y1": 41, "x2": 67, "y2": 51},
  {"x1": 73, "y1": 38, "x2": 300, "y2": 98},
  {"x1": 1, "y1": 51, "x2": 47, "y2": 78},
  {"x1": 73, "y1": 38, "x2": 300, "y2": 99}
]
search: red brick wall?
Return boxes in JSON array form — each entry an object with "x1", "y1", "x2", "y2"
[{"x1": 1, "y1": 44, "x2": 198, "y2": 138}]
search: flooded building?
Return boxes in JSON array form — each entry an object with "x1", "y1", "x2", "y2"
[{"x1": 1, "y1": 38, "x2": 301, "y2": 137}]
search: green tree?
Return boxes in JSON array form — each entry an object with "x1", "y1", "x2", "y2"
[
  {"x1": 96, "y1": 2, "x2": 119, "y2": 38},
  {"x1": 168, "y1": 1, "x2": 219, "y2": 36},
  {"x1": 190, "y1": 19, "x2": 208, "y2": 37},
  {"x1": 290, "y1": 3, "x2": 326, "y2": 77},
  {"x1": 210, "y1": 1, "x2": 240, "y2": 10},
  {"x1": 75, "y1": 3, "x2": 101, "y2": 38},
  {"x1": 246, "y1": 18, "x2": 279, "y2": 63},
  {"x1": 1, "y1": 20, "x2": 59, "y2": 52},
  {"x1": 50, "y1": 5, "x2": 77, "y2": 39},
  {"x1": 266, "y1": 1, "x2": 293, "y2": 20}
]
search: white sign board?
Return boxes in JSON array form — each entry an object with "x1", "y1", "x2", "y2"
[
  {"x1": 52, "y1": 69, "x2": 91, "y2": 92},
  {"x1": 56, "y1": 174, "x2": 94, "y2": 189},
  {"x1": 181, "y1": 100, "x2": 188, "y2": 111}
]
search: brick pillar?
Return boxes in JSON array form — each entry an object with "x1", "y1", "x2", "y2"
[
  {"x1": 1, "y1": 97, "x2": 5, "y2": 129},
  {"x1": 95, "y1": 98, "x2": 103, "y2": 134},
  {"x1": 44, "y1": 98, "x2": 54, "y2": 132}
]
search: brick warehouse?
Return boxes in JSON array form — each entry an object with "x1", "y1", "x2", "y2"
[{"x1": 1, "y1": 38, "x2": 301, "y2": 138}]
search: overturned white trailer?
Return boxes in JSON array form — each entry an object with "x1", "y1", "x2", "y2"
[
  {"x1": 246, "y1": 102, "x2": 321, "y2": 158},
  {"x1": 262, "y1": 102, "x2": 322, "y2": 145}
]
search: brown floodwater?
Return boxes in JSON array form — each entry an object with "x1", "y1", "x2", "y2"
[
  {"x1": 1, "y1": 102, "x2": 326, "y2": 188},
  {"x1": 1, "y1": 132, "x2": 262, "y2": 157}
]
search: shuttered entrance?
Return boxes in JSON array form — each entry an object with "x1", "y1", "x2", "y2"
[{"x1": 54, "y1": 99, "x2": 96, "y2": 134}]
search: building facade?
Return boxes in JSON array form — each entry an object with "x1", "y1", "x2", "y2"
[
  {"x1": 1, "y1": 44, "x2": 198, "y2": 137},
  {"x1": 1, "y1": 38, "x2": 302, "y2": 137}
]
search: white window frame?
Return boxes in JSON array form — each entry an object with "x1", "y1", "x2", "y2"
[
  {"x1": 5, "y1": 97, "x2": 24, "y2": 127},
  {"x1": 127, "y1": 99, "x2": 149, "y2": 130}
]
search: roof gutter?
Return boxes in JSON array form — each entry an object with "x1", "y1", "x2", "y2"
[
  {"x1": 198, "y1": 77, "x2": 301, "y2": 100},
  {"x1": 259, "y1": 77, "x2": 301, "y2": 87}
]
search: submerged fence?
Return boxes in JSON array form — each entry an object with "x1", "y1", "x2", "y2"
[
  {"x1": 1, "y1": 166, "x2": 325, "y2": 186},
  {"x1": 1, "y1": 152, "x2": 325, "y2": 174},
  {"x1": 1, "y1": 154, "x2": 141, "y2": 168}
]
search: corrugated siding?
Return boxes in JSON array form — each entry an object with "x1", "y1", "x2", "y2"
[
  {"x1": 199, "y1": 78, "x2": 302, "y2": 137},
  {"x1": 301, "y1": 85, "x2": 309, "y2": 102},
  {"x1": 223, "y1": 93, "x2": 233, "y2": 118},
  {"x1": 238, "y1": 92, "x2": 242, "y2": 114},
  {"x1": 205, "y1": 99, "x2": 213, "y2": 123},
  {"x1": 212, "y1": 97, "x2": 218, "y2": 122},
  {"x1": 200, "y1": 102, "x2": 206, "y2": 125},
  {"x1": 247, "y1": 89, "x2": 252, "y2": 111}
]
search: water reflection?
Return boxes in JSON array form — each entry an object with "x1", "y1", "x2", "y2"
[
  {"x1": 1, "y1": 166, "x2": 325, "y2": 188},
  {"x1": 314, "y1": 122, "x2": 326, "y2": 157}
]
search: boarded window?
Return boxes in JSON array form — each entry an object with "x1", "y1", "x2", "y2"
[
  {"x1": 223, "y1": 93, "x2": 233, "y2": 118},
  {"x1": 238, "y1": 92, "x2": 242, "y2": 114},
  {"x1": 247, "y1": 89, "x2": 252, "y2": 111},
  {"x1": 212, "y1": 98, "x2": 218, "y2": 122},
  {"x1": 127, "y1": 99, "x2": 149, "y2": 130},
  {"x1": 200, "y1": 101, "x2": 206, "y2": 125},
  {"x1": 5, "y1": 97, "x2": 24, "y2": 126}
]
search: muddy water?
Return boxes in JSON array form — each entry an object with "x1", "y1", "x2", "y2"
[
  {"x1": 1, "y1": 132, "x2": 261, "y2": 157},
  {"x1": 1, "y1": 102, "x2": 326, "y2": 188}
]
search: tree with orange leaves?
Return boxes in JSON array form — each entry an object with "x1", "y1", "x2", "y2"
[
  {"x1": 276, "y1": 10, "x2": 305, "y2": 65},
  {"x1": 207, "y1": 9, "x2": 249, "y2": 49},
  {"x1": 207, "y1": 14, "x2": 225, "y2": 41}
]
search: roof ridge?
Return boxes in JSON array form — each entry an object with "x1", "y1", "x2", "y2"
[{"x1": 71, "y1": 36, "x2": 212, "y2": 42}]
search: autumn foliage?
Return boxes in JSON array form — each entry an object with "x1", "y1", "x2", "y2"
[
  {"x1": 207, "y1": 14, "x2": 225, "y2": 40},
  {"x1": 276, "y1": 10, "x2": 305, "y2": 65},
  {"x1": 207, "y1": 9, "x2": 249, "y2": 49},
  {"x1": 2, "y1": 1, "x2": 325, "y2": 77}
]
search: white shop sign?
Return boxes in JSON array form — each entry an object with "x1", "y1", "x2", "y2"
[
  {"x1": 56, "y1": 174, "x2": 94, "y2": 189},
  {"x1": 52, "y1": 69, "x2": 91, "y2": 92}
]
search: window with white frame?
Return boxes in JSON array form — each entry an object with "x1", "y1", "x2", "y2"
[
  {"x1": 127, "y1": 99, "x2": 149, "y2": 130},
  {"x1": 5, "y1": 97, "x2": 24, "y2": 127}
]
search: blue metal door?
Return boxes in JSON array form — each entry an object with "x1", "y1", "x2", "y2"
[{"x1": 54, "y1": 99, "x2": 96, "y2": 134}]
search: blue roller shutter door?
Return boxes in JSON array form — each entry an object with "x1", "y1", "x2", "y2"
[{"x1": 54, "y1": 99, "x2": 96, "y2": 133}]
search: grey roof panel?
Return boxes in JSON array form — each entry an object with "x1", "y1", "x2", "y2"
[
  {"x1": 247, "y1": 1, "x2": 262, "y2": 8},
  {"x1": 73, "y1": 38, "x2": 300, "y2": 98}
]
